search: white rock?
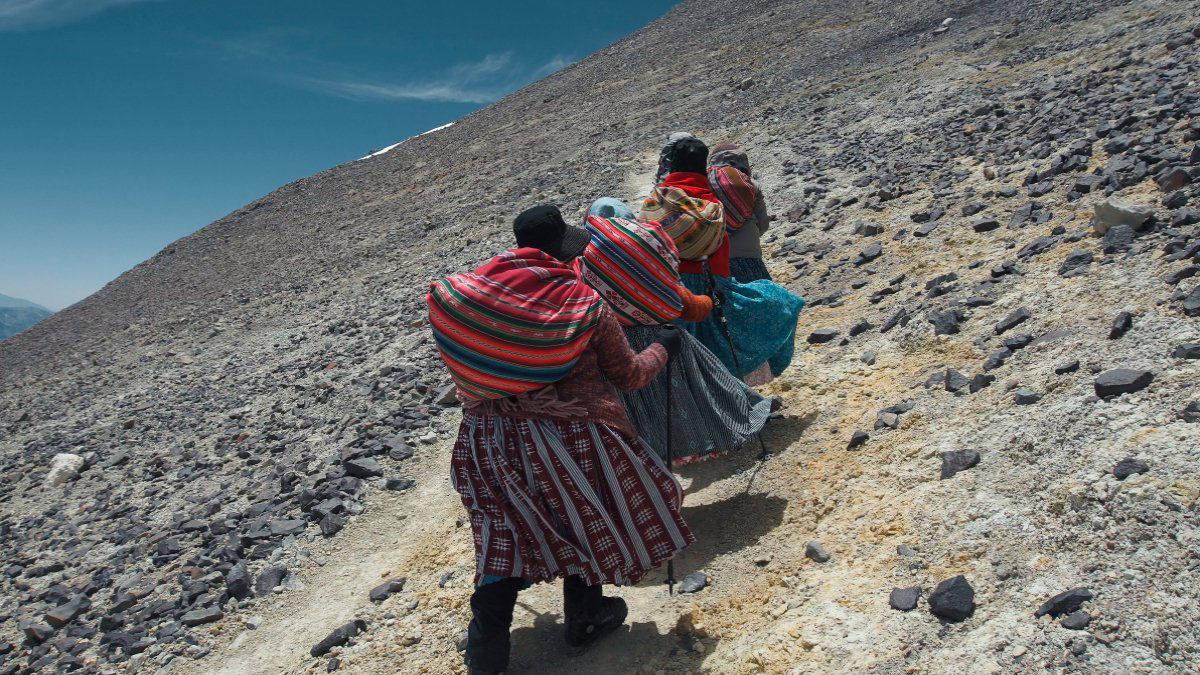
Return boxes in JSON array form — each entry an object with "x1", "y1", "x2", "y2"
[{"x1": 45, "y1": 453, "x2": 84, "y2": 487}]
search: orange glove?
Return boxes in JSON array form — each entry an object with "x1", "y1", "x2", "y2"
[{"x1": 678, "y1": 286, "x2": 713, "y2": 322}]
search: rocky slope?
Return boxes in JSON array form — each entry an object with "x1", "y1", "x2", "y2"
[{"x1": 2, "y1": 0, "x2": 1199, "y2": 672}]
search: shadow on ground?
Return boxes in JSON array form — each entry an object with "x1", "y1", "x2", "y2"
[{"x1": 508, "y1": 611, "x2": 716, "y2": 673}]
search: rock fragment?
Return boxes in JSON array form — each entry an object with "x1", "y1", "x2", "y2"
[
  {"x1": 889, "y1": 587, "x2": 920, "y2": 611},
  {"x1": 805, "y1": 541, "x2": 831, "y2": 563},
  {"x1": 1173, "y1": 343, "x2": 1200, "y2": 360},
  {"x1": 1094, "y1": 198, "x2": 1153, "y2": 235},
  {"x1": 679, "y1": 571, "x2": 709, "y2": 594},
  {"x1": 1093, "y1": 369, "x2": 1153, "y2": 398},
  {"x1": 311, "y1": 619, "x2": 367, "y2": 657},
  {"x1": 994, "y1": 307, "x2": 1031, "y2": 335},
  {"x1": 1035, "y1": 587, "x2": 1093, "y2": 617},
  {"x1": 1113, "y1": 457, "x2": 1149, "y2": 480},
  {"x1": 1013, "y1": 388, "x2": 1041, "y2": 405},
  {"x1": 181, "y1": 607, "x2": 224, "y2": 626},
  {"x1": 369, "y1": 578, "x2": 407, "y2": 602},
  {"x1": 45, "y1": 453, "x2": 84, "y2": 487},
  {"x1": 807, "y1": 329, "x2": 839, "y2": 344},
  {"x1": 255, "y1": 565, "x2": 287, "y2": 597},
  {"x1": 941, "y1": 450, "x2": 980, "y2": 479},
  {"x1": 1108, "y1": 311, "x2": 1133, "y2": 339},
  {"x1": 847, "y1": 431, "x2": 869, "y2": 449},
  {"x1": 1062, "y1": 611, "x2": 1092, "y2": 630},
  {"x1": 928, "y1": 575, "x2": 974, "y2": 621}
]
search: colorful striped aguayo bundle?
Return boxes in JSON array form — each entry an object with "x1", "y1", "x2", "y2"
[
  {"x1": 707, "y1": 164, "x2": 759, "y2": 232},
  {"x1": 640, "y1": 185, "x2": 725, "y2": 261},
  {"x1": 575, "y1": 216, "x2": 683, "y2": 327},
  {"x1": 427, "y1": 248, "x2": 603, "y2": 401}
]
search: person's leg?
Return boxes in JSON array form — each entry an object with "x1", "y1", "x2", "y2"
[
  {"x1": 466, "y1": 577, "x2": 522, "y2": 674},
  {"x1": 562, "y1": 574, "x2": 628, "y2": 648}
]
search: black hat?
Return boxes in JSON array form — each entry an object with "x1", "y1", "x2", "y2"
[
  {"x1": 513, "y1": 204, "x2": 591, "y2": 262},
  {"x1": 670, "y1": 138, "x2": 709, "y2": 174}
]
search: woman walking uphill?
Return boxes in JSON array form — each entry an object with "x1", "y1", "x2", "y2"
[{"x1": 427, "y1": 204, "x2": 694, "y2": 675}]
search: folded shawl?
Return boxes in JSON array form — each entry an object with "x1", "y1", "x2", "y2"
[
  {"x1": 641, "y1": 175, "x2": 726, "y2": 261},
  {"x1": 428, "y1": 248, "x2": 603, "y2": 401},
  {"x1": 574, "y1": 216, "x2": 684, "y2": 327}
]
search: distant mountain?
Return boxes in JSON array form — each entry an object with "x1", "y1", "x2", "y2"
[
  {"x1": 0, "y1": 293, "x2": 52, "y2": 340},
  {"x1": 0, "y1": 292, "x2": 50, "y2": 311}
]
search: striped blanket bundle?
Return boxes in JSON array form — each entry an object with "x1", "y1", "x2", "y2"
[
  {"x1": 427, "y1": 248, "x2": 603, "y2": 401},
  {"x1": 707, "y1": 164, "x2": 759, "y2": 232},
  {"x1": 575, "y1": 215, "x2": 684, "y2": 327},
  {"x1": 640, "y1": 185, "x2": 725, "y2": 261}
]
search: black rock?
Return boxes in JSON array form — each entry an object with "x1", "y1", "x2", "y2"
[
  {"x1": 854, "y1": 243, "x2": 883, "y2": 265},
  {"x1": 1179, "y1": 401, "x2": 1200, "y2": 423},
  {"x1": 1002, "y1": 334, "x2": 1032, "y2": 351},
  {"x1": 1165, "y1": 266, "x2": 1200, "y2": 286},
  {"x1": 982, "y1": 348, "x2": 1011, "y2": 372},
  {"x1": 941, "y1": 450, "x2": 980, "y2": 479},
  {"x1": 1061, "y1": 611, "x2": 1092, "y2": 630},
  {"x1": 849, "y1": 320, "x2": 874, "y2": 337},
  {"x1": 384, "y1": 478, "x2": 416, "y2": 491},
  {"x1": 969, "y1": 374, "x2": 995, "y2": 393},
  {"x1": 1103, "y1": 224, "x2": 1135, "y2": 253},
  {"x1": 847, "y1": 431, "x2": 869, "y2": 449},
  {"x1": 320, "y1": 513, "x2": 346, "y2": 538},
  {"x1": 1113, "y1": 457, "x2": 1149, "y2": 480},
  {"x1": 1108, "y1": 311, "x2": 1133, "y2": 339},
  {"x1": 23, "y1": 622, "x2": 55, "y2": 644},
  {"x1": 254, "y1": 565, "x2": 287, "y2": 597},
  {"x1": 328, "y1": 657, "x2": 341, "y2": 672},
  {"x1": 225, "y1": 561, "x2": 251, "y2": 600},
  {"x1": 805, "y1": 540, "x2": 831, "y2": 563},
  {"x1": 944, "y1": 368, "x2": 970, "y2": 392},
  {"x1": 889, "y1": 586, "x2": 920, "y2": 611},
  {"x1": 1173, "y1": 343, "x2": 1200, "y2": 360},
  {"x1": 1013, "y1": 388, "x2": 1041, "y2": 405},
  {"x1": 1185, "y1": 286, "x2": 1200, "y2": 316},
  {"x1": 679, "y1": 571, "x2": 709, "y2": 594},
  {"x1": 807, "y1": 329, "x2": 839, "y2": 344},
  {"x1": 310, "y1": 619, "x2": 367, "y2": 658},
  {"x1": 973, "y1": 218, "x2": 1001, "y2": 233},
  {"x1": 1055, "y1": 360, "x2": 1080, "y2": 375},
  {"x1": 369, "y1": 578, "x2": 406, "y2": 602},
  {"x1": 1059, "y1": 248, "x2": 1093, "y2": 276},
  {"x1": 1035, "y1": 587, "x2": 1093, "y2": 617},
  {"x1": 928, "y1": 575, "x2": 975, "y2": 622},
  {"x1": 927, "y1": 308, "x2": 963, "y2": 336},
  {"x1": 962, "y1": 202, "x2": 987, "y2": 216},
  {"x1": 343, "y1": 458, "x2": 383, "y2": 479},
  {"x1": 180, "y1": 607, "x2": 224, "y2": 627},
  {"x1": 1094, "y1": 369, "x2": 1154, "y2": 397},
  {"x1": 44, "y1": 595, "x2": 87, "y2": 628},
  {"x1": 995, "y1": 307, "x2": 1031, "y2": 334}
]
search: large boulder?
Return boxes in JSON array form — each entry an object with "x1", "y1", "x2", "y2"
[
  {"x1": 1093, "y1": 198, "x2": 1153, "y2": 235},
  {"x1": 45, "y1": 453, "x2": 84, "y2": 487}
]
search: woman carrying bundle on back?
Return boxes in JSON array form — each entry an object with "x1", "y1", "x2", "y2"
[
  {"x1": 708, "y1": 143, "x2": 772, "y2": 283},
  {"x1": 642, "y1": 137, "x2": 805, "y2": 386},
  {"x1": 427, "y1": 204, "x2": 693, "y2": 675},
  {"x1": 578, "y1": 197, "x2": 774, "y2": 465}
]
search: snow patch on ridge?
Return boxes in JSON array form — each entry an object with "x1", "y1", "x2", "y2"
[{"x1": 357, "y1": 122, "x2": 456, "y2": 160}]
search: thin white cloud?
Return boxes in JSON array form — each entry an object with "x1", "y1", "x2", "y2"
[
  {"x1": 299, "y1": 52, "x2": 575, "y2": 105},
  {"x1": 204, "y1": 27, "x2": 313, "y2": 63},
  {"x1": 0, "y1": 0, "x2": 160, "y2": 31}
]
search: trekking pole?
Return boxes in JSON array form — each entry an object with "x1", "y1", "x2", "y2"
[{"x1": 665, "y1": 354, "x2": 676, "y2": 596}]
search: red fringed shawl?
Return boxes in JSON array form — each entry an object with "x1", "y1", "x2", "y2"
[{"x1": 428, "y1": 248, "x2": 603, "y2": 401}]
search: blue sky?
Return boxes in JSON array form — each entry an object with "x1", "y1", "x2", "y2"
[{"x1": 0, "y1": 0, "x2": 677, "y2": 310}]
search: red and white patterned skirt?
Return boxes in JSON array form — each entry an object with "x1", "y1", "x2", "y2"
[{"x1": 451, "y1": 413, "x2": 694, "y2": 587}]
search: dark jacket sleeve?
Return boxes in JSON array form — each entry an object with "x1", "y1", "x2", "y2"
[
  {"x1": 591, "y1": 307, "x2": 667, "y2": 391},
  {"x1": 754, "y1": 192, "x2": 770, "y2": 234}
]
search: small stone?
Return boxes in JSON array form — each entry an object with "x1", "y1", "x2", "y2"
[
  {"x1": 860, "y1": 351, "x2": 876, "y2": 365},
  {"x1": 927, "y1": 309, "x2": 962, "y2": 335},
  {"x1": 311, "y1": 620, "x2": 367, "y2": 658},
  {"x1": 225, "y1": 561, "x2": 251, "y2": 600},
  {"x1": 369, "y1": 578, "x2": 407, "y2": 602},
  {"x1": 1070, "y1": 638, "x2": 1088, "y2": 655},
  {"x1": 972, "y1": 218, "x2": 1000, "y2": 233},
  {"x1": 889, "y1": 587, "x2": 920, "y2": 611},
  {"x1": 45, "y1": 453, "x2": 84, "y2": 487},
  {"x1": 1036, "y1": 588, "x2": 1093, "y2": 618},
  {"x1": 327, "y1": 657, "x2": 341, "y2": 672},
  {"x1": 180, "y1": 607, "x2": 224, "y2": 627},
  {"x1": 968, "y1": 374, "x2": 995, "y2": 393},
  {"x1": 343, "y1": 458, "x2": 383, "y2": 479},
  {"x1": 928, "y1": 575, "x2": 974, "y2": 622},
  {"x1": 854, "y1": 243, "x2": 883, "y2": 265},
  {"x1": 1108, "y1": 312, "x2": 1133, "y2": 339},
  {"x1": 944, "y1": 368, "x2": 970, "y2": 392},
  {"x1": 1094, "y1": 197, "x2": 1153, "y2": 235},
  {"x1": 255, "y1": 565, "x2": 287, "y2": 597},
  {"x1": 1058, "y1": 248, "x2": 1093, "y2": 276},
  {"x1": 994, "y1": 307, "x2": 1031, "y2": 335},
  {"x1": 1062, "y1": 611, "x2": 1092, "y2": 630},
  {"x1": 807, "y1": 329, "x2": 839, "y2": 344},
  {"x1": 805, "y1": 541, "x2": 831, "y2": 563},
  {"x1": 22, "y1": 622, "x2": 55, "y2": 644},
  {"x1": 384, "y1": 478, "x2": 416, "y2": 491},
  {"x1": 847, "y1": 431, "x2": 869, "y2": 449},
  {"x1": 679, "y1": 572, "x2": 709, "y2": 594},
  {"x1": 1179, "y1": 401, "x2": 1200, "y2": 423},
  {"x1": 1093, "y1": 369, "x2": 1153, "y2": 398},
  {"x1": 1113, "y1": 457, "x2": 1149, "y2": 480},
  {"x1": 1055, "y1": 360, "x2": 1080, "y2": 375},
  {"x1": 1013, "y1": 388, "x2": 1041, "y2": 405},
  {"x1": 44, "y1": 596, "x2": 87, "y2": 628},
  {"x1": 1172, "y1": 343, "x2": 1200, "y2": 359},
  {"x1": 320, "y1": 513, "x2": 346, "y2": 537},
  {"x1": 874, "y1": 412, "x2": 899, "y2": 430},
  {"x1": 941, "y1": 450, "x2": 980, "y2": 479},
  {"x1": 1103, "y1": 224, "x2": 1135, "y2": 253}
]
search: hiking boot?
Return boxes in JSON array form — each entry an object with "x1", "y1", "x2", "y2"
[
  {"x1": 564, "y1": 594, "x2": 628, "y2": 648},
  {"x1": 464, "y1": 578, "x2": 521, "y2": 674},
  {"x1": 563, "y1": 575, "x2": 628, "y2": 649}
]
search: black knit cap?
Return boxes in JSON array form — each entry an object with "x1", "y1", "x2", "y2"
[
  {"x1": 670, "y1": 137, "x2": 709, "y2": 174},
  {"x1": 512, "y1": 204, "x2": 591, "y2": 262}
]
